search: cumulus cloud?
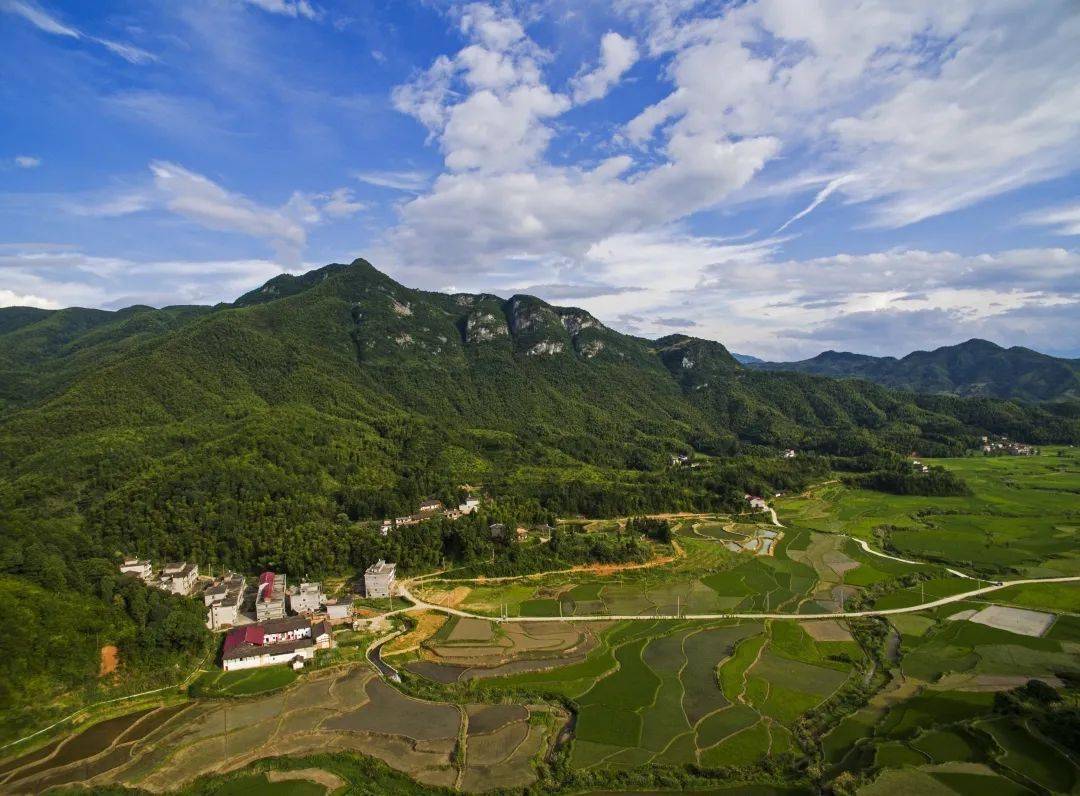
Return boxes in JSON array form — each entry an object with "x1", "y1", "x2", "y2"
[
  {"x1": 623, "y1": 0, "x2": 1080, "y2": 228},
  {"x1": 571, "y1": 32, "x2": 639, "y2": 103},
  {"x1": 385, "y1": 4, "x2": 776, "y2": 272}
]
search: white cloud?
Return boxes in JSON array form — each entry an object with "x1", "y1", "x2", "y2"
[
  {"x1": 571, "y1": 32, "x2": 639, "y2": 104},
  {"x1": 1020, "y1": 202, "x2": 1080, "y2": 236},
  {"x1": 623, "y1": 0, "x2": 1080, "y2": 228},
  {"x1": 0, "y1": 247, "x2": 305, "y2": 309},
  {"x1": 3, "y1": 0, "x2": 157, "y2": 62},
  {"x1": 2, "y1": 0, "x2": 78, "y2": 37},
  {"x1": 775, "y1": 174, "x2": 857, "y2": 233},
  {"x1": 385, "y1": 4, "x2": 777, "y2": 271},
  {"x1": 62, "y1": 163, "x2": 364, "y2": 261},
  {"x1": 240, "y1": 0, "x2": 320, "y2": 21},
  {"x1": 354, "y1": 170, "x2": 429, "y2": 192},
  {"x1": 13, "y1": 155, "x2": 42, "y2": 169}
]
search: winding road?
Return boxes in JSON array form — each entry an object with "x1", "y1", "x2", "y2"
[{"x1": 395, "y1": 501, "x2": 1078, "y2": 624}]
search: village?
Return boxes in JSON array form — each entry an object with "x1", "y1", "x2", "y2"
[{"x1": 115, "y1": 493, "x2": 523, "y2": 674}]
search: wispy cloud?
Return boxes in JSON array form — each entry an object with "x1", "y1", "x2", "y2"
[
  {"x1": 13, "y1": 155, "x2": 41, "y2": 169},
  {"x1": 3, "y1": 0, "x2": 157, "y2": 63},
  {"x1": 354, "y1": 170, "x2": 429, "y2": 192},
  {"x1": 775, "y1": 174, "x2": 857, "y2": 233},
  {"x1": 241, "y1": 0, "x2": 321, "y2": 21},
  {"x1": 1020, "y1": 202, "x2": 1080, "y2": 236}
]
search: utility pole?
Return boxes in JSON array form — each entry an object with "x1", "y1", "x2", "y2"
[{"x1": 676, "y1": 595, "x2": 680, "y2": 619}]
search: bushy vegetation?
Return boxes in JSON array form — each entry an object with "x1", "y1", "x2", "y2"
[
  {"x1": 2, "y1": 258, "x2": 1077, "y2": 735},
  {"x1": 843, "y1": 464, "x2": 972, "y2": 496}
]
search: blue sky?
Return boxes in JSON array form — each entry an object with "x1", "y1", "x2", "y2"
[{"x1": 1, "y1": 0, "x2": 1078, "y2": 359}]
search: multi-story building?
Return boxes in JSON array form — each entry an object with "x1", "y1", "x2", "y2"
[
  {"x1": 119, "y1": 558, "x2": 153, "y2": 581},
  {"x1": 289, "y1": 582, "x2": 324, "y2": 614},
  {"x1": 364, "y1": 559, "x2": 396, "y2": 598},
  {"x1": 161, "y1": 562, "x2": 199, "y2": 595},
  {"x1": 204, "y1": 573, "x2": 245, "y2": 629},
  {"x1": 256, "y1": 571, "x2": 287, "y2": 620}
]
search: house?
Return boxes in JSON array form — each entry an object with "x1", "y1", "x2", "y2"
[
  {"x1": 119, "y1": 558, "x2": 153, "y2": 581},
  {"x1": 364, "y1": 559, "x2": 396, "y2": 598},
  {"x1": 745, "y1": 494, "x2": 767, "y2": 510},
  {"x1": 781, "y1": 449, "x2": 797, "y2": 459},
  {"x1": 418, "y1": 498, "x2": 444, "y2": 514},
  {"x1": 488, "y1": 523, "x2": 507, "y2": 540},
  {"x1": 670, "y1": 453, "x2": 690, "y2": 466},
  {"x1": 204, "y1": 573, "x2": 245, "y2": 629},
  {"x1": 458, "y1": 497, "x2": 480, "y2": 514},
  {"x1": 515, "y1": 526, "x2": 529, "y2": 543},
  {"x1": 256, "y1": 571, "x2": 287, "y2": 621},
  {"x1": 289, "y1": 582, "x2": 324, "y2": 615},
  {"x1": 380, "y1": 519, "x2": 393, "y2": 536},
  {"x1": 221, "y1": 616, "x2": 333, "y2": 671},
  {"x1": 324, "y1": 599, "x2": 352, "y2": 622},
  {"x1": 161, "y1": 562, "x2": 199, "y2": 595}
]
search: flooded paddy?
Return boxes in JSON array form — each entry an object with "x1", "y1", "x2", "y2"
[{"x1": 0, "y1": 665, "x2": 548, "y2": 794}]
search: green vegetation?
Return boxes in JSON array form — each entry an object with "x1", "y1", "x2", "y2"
[
  {"x1": 189, "y1": 666, "x2": 298, "y2": 697},
  {"x1": 750, "y1": 337, "x2": 1080, "y2": 403}
]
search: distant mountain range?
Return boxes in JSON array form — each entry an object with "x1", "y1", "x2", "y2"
[{"x1": 746, "y1": 339, "x2": 1080, "y2": 403}]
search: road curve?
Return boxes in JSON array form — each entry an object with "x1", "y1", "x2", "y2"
[{"x1": 397, "y1": 575, "x2": 1080, "y2": 624}]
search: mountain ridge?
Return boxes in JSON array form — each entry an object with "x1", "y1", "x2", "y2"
[{"x1": 749, "y1": 338, "x2": 1080, "y2": 403}]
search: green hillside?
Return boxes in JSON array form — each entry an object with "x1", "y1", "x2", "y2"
[
  {"x1": 751, "y1": 338, "x2": 1080, "y2": 402},
  {"x1": 1, "y1": 258, "x2": 1077, "y2": 734}
]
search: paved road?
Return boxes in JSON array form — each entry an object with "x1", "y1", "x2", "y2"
[{"x1": 398, "y1": 575, "x2": 1080, "y2": 624}]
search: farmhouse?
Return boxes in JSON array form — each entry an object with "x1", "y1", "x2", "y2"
[
  {"x1": 781, "y1": 448, "x2": 797, "y2": 459},
  {"x1": 324, "y1": 599, "x2": 352, "y2": 622},
  {"x1": 160, "y1": 562, "x2": 199, "y2": 595},
  {"x1": 204, "y1": 572, "x2": 245, "y2": 629},
  {"x1": 745, "y1": 494, "x2": 768, "y2": 510},
  {"x1": 289, "y1": 581, "x2": 324, "y2": 614},
  {"x1": 419, "y1": 498, "x2": 444, "y2": 514},
  {"x1": 256, "y1": 571, "x2": 287, "y2": 621},
  {"x1": 458, "y1": 497, "x2": 480, "y2": 514},
  {"x1": 119, "y1": 558, "x2": 153, "y2": 581},
  {"x1": 364, "y1": 559, "x2": 396, "y2": 598},
  {"x1": 221, "y1": 616, "x2": 333, "y2": 671},
  {"x1": 489, "y1": 523, "x2": 507, "y2": 540}
]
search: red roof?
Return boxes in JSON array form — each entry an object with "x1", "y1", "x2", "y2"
[
  {"x1": 223, "y1": 625, "x2": 264, "y2": 653},
  {"x1": 259, "y1": 571, "x2": 275, "y2": 602}
]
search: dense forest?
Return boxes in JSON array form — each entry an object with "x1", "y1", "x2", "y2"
[{"x1": 2, "y1": 257, "x2": 1078, "y2": 730}]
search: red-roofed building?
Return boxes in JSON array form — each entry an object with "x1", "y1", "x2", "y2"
[
  {"x1": 256, "y1": 571, "x2": 286, "y2": 620},
  {"x1": 221, "y1": 616, "x2": 332, "y2": 671}
]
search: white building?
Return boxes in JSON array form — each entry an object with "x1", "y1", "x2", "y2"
[
  {"x1": 256, "y1": 571, "x2": 287, "y2": 621},
  {"x1": 161, "y1": 562, "x2": 198, "y2": 595},
  {"x1": 457, "y1": 498, "x2": 480, "y2": 514},
  {"x1": 204, "y1": 573, "x2": 245, "y2": 629},
  {"x1": 325, "y1": 600, "x2": 352, "y2": 622},
  {"x1": 119, "y1": 558, "x2": 153, "y2": 581},
  {"x1": 221, "y1": 616, "x2": 332, "y2": 671},
  {"x1": 289, "y1": 582, "x2": 324, "y2": 614},
  {"x1": 364, "y1": 559, "x2": 396, "y2": 598},
  {"x1": 782, "y1": 449, "x2": 797, "y2": 459}
]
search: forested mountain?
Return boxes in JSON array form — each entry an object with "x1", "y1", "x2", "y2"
[
  {"x1": 2, "y1": 258, "x2": 1078, "y2": 727},
  {"x1": 749, "y1": 338, "x2": 1080, "y2": 402}
]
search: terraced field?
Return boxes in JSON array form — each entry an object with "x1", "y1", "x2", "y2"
[
  {"x1": 0, "y1": 667, "x2": 550, "y2": 794},
  {"x1": 5, "y1": 449, "x2": 1078, "y2": 794}
]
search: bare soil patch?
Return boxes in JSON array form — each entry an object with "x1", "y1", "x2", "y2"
[
  {"x1": 968, "y1": 605, "x2": 1055, "y2": 637},
  {"x1": 100, "y1": 645, "x2": 120, "y2": 677},
  {"x1": 384, "y1": 611, "x2": 447, "y2": 655},
  {"x1": 266, "y1": 767, "x2": 345, "y2": 790},
  {"x1": 801, "y1": 619, "x2": 853, "y2": 642}
]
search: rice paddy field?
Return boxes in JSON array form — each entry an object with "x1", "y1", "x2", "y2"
[{"x1": 4, "y1": 449, "x2": 1078, "y2": 794}]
